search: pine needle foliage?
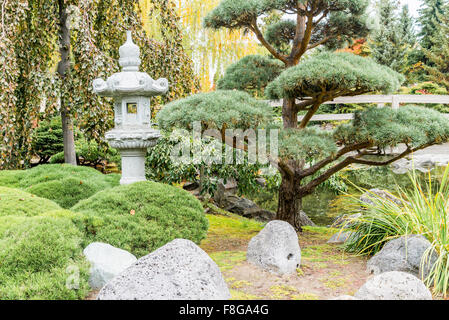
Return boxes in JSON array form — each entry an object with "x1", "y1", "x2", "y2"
[
  {"x1": 157, "y1": 90, "x2": 273, "y2": 131},
  {"x1": 217, "y1": 55, "x2": 284, "y2": 96},
  {"x1": 265, "y1": 52, "x2": 403, "y2": 99}
]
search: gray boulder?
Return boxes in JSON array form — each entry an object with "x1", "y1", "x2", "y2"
[
  {"x1": 83, "y1": 242, "x2": 137, "y2": 290},
  {"x1": 97, "y1": 239, "x2": 231, "y2": 300},
  {"x1": 214, "y1": 192, "x2": 276, "y2": 222},
  {"x1": 366, "y1": 235, "x2": 436, "y2": 279},
  {"x1": 247, "y1": 220, "x2": 301, "y2": 275},
  {"x1": 297, "y1": 210, "x2": 316, "y2": 227},
  {"x1": 360, "y1": 189, "x2": 404, "y2": 207},
  {"x1": 355, "y1": 271, "x2": 432, "y2": 300}
]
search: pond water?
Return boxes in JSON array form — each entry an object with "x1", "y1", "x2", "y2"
[{"x1": 247, "y1": 165, "x2": 447, "y2": 226}]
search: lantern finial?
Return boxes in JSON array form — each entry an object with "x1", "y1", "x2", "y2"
[{"x1": 119, "y1": 30, "x2": 141, "y2": 72}]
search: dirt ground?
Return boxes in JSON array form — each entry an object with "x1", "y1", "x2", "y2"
[{"x1": 201, "y1": 212, "x2": 370, "y2": 300}]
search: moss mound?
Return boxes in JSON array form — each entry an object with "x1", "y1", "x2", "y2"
[
  {"x1": 0, "y1": 170, "x2": 26, "y2": 188},
  {"x1": 25, "y1": 177, "x2": 111, "y2": 209},
  {"x1": 0, "y1": 216, "x2": 89, "y2": 300},
  {"x1": 72, "y1": 181, "x2": 209, "y2": 257},
  {"x1": 2, "y1": 164, "x2": 121, "y2": 209},
  {"x1": 0, "y1": 187, "x2": 61, "y2": 217}
]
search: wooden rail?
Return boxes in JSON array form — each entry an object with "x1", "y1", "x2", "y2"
[{"x1": 267, "y1": 95, "x2": 449, "y2": 122}]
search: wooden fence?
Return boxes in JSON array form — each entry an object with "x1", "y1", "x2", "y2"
[{"x1": 267, "y1": 95, "x2": 449, "y2": 122}]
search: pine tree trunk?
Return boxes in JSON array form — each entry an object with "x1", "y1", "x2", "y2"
[
  {"x1": 57, "y1": 0, "x2": 77, "y2": 166},
  {"x1": 276, "y1": 172, "x2": 305, "y2": 231},
  {"x1": 282, "y1": 97, "x2": 298, "y2": 129}
]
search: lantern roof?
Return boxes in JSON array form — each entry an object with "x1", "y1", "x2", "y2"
[{"x1": 93, "y1": 31, "x2": 169, "y2": 98}]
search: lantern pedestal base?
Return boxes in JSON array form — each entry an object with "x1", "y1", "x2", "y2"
[{"x1": 119, "y1": 148, "x2": 147, "y2": 185}]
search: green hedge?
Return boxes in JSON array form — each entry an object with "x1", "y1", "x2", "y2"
[
  {"x1": 0, "y1": 216, "x2": 89, "y2": 300},
  {"x1": 72, "y1": 181, "x2": 209, "y2": 257}
]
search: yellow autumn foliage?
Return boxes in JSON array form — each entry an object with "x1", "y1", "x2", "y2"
[{"x1": 139, "y1": 0, "x2": 267, "y2": 91}]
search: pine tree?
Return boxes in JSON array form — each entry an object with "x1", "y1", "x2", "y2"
[
  {"x1": 157, "y1": 0, "x2": 449, "y2": 230},
  {"x1": 417, "y1": 0, "x2": 445, "y2": 64},
  {"x1": 369, "y1": 0, "x2": 408, "y2": 73},
  {"x1": 400, "y1": 4, "x2": 416, "y2": 46},
  {"x1": 424, "y1": 7, "x2": 449, "y2": 90}
]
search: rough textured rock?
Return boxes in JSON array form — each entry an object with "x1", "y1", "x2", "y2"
[
  {"x1": 83, "y1": 242, "x2": 137, "y2": 290},
  {"x1": 298, "y1": 210, "x2": 316, "y2": 227},
  {"x1": 327, "y1": 231, "x2": 354, "y2": 245},
  {"x1": 366, "y1": 235, "x2": 436, "y2": 279},
  {"x1": 360, "y1": 189, "x2": 404, "y2": 207},
  {"x1": 355, "y1": 271, "x2": 432, "y2": 300},
  {"x1": 214, "y1": 192, "x2": 275, "y2": 222},
  {"x1": 97, "y1": 239, "x2": 231, "y2": 300},
  {"x1": 247, "y1": 220, "x2": 301, "y2": 275}
]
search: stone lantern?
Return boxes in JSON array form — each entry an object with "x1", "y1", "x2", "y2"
[{"x1": 93, "y1": 31, "x2": 168, "y2": 185}]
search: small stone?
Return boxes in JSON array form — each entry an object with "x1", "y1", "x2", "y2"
[
  {"x1": 247, "y1": 220, "x2": 301, "y2": 275},
  {"x1": 97, "y1": 239, "x2": 230, "y2": 300},
  {"x1": 355, "y1": 271, "x2": 432, "y2": 300},
  {"x1": 83, "y1": 242, "x2": 137, "y2": 290}
]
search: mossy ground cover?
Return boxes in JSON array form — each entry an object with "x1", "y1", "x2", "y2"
[
  {"x1": 0, "y1": 186, "x2": 61, "y2": 216},
  {"x1": 201, "y1": 212, "x2": 370, "y2": 300},
  {"x1": 0, "y1": 165, "x2": 121, "y2": 209},
  {"x1": 72, "y1": 181, "x2": 208, "y2": 257},
  {"x1": 0, "y1": 165, "x2": 208, "y2": 299},
  {"x1": 0, "y1": 216, "x2": 90, "y2": 299}
]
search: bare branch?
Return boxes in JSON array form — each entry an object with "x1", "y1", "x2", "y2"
[
  {"x1": 299, "y1": 143, "x2": 434, "y2": 196},
  {"x1": 299, "y1": 141, "x2": 373, "y2": 178},
  {"x1": 249, "y1": 21, "x2": 288, "y2": 64}
]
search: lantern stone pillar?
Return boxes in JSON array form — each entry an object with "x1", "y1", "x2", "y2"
[{"x1": 93, "y1": 31, "x2": 168, "y2": 185}]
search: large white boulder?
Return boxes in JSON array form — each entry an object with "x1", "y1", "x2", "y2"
[
  {"x1": 355, "y1": 271, "x2": 432, "y2": 300},
  {"x1": 247, "y1": 220, "x2": 301, "y2": 275},
  {"x1": 83, "y1": 242, "x2": 137, "y2": 290},
  {"x1": 366, "y1": 235, "x2": 436, "y2": 279},
  {"x1": 97, "y1": 239, "x2": 231, "y2": 300}
]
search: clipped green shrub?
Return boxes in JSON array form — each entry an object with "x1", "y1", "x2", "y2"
[
  {"x1": 50, "y1": 138, "x2": 121, "y2": 167},
  {"x1": 72, "y1": 181, "x2": 209, "y2": 257},
  {"x1": 31, "y1": 117, "x2": 64, "y2": 164},
  {"x1": 0, "y1": 216, "x2": 90, "y2": 300},
  {"x1": 25, "y1": 177, "x2": 116, "y2": 209},
  {"x1": 0, "y1": 187, "x2": 61, "y2": 217},
  {"x1": 0, "y1": 170, "x2": 26, "y2": 188},
  {"x1": 18, "y1": 164, "x2": 108, "y2": 188},
  {"x1": 15, "y1": 164, "x2": 120, "y2": 208}
]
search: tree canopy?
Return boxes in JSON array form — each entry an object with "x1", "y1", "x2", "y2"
[
  {"x1": 204, "y1": 0, "x2": 371, "y2": 65},
  {"x1": 216, "y1": 55, "x2": 284, "y2": 96},
  {"x1": 265, "y1": 52, "x2": 403, "y2": 100},
  {"x1": 157, "y1": 90, "x2": 272, "y2": 132}
]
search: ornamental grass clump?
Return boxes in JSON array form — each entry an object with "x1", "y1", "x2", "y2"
[{"x1": 344, "y1": 165, "x2": 449, "y2": 296}]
